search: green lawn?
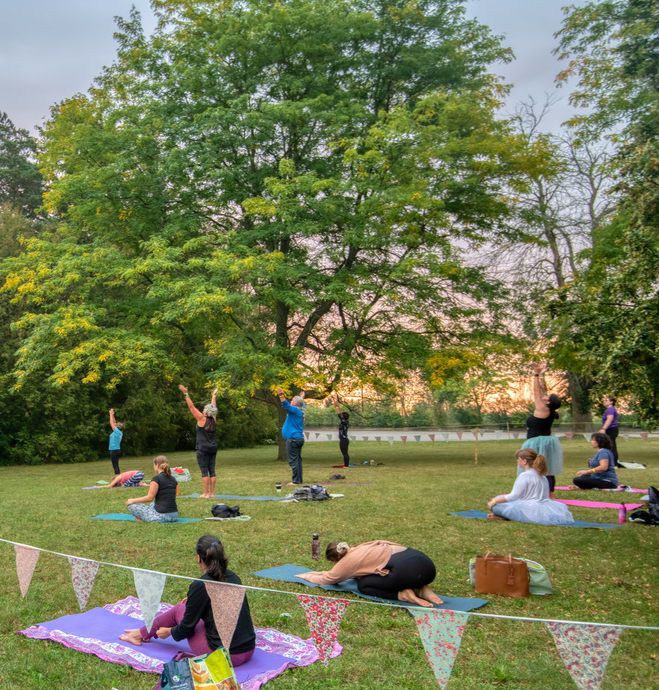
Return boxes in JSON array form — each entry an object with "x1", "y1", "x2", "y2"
[{"x1": 1, "y1": 438, "x2": 657, "y2": 689}]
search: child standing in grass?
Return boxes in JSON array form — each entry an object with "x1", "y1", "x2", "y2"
[{"x1": 108, "y1": 408, "x2": 125, "y2": 475}]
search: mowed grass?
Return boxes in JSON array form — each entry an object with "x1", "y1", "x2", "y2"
[{"x1": 0, "y1": 438, "x2": 658, "y2": 690}]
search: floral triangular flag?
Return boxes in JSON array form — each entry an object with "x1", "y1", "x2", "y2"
[
  {"x1": 512, "y1": 431, "x2": 519, "y2": 439},
  {"x1": 315, "y1": 432, "x2": 321, "y2": 439},
  {"x1": 297, "y1": 594, "x2": 349, "y2": 665},
  {"x1": 400, "y1": 435, "x2": 407, "y2": 443},
  {"x1": 388, "y1": 436, "x2": 394, "y2": 446},
  {"x1": 15, "y1": 545, "x2": 40, "y2": 598},
  {"x1": 429, "y1": 434, "x2": 435, "y2": 442},
  {"x1": 442, "y1": 433, "x2": 449, "y2": 441},
  {"x1": 326, "y1": 433, "x2": 333, "y2": 441},
  {"x1": 68, "y1": 557, "x2": 99, "y2": 611},
  {"x1": 132, "y1": 569, "x2": 167, "y2": 631},
  {"x1": 205, "y1": 581, "x2": 246, "y2": 651},
  {"x1": 411, "y1": 609, "x2": 469, "y2": 688},
  {"x1": 304, "y1": 431, "x2": 310, "y2": 440},
  {"x1": 362, "y1": 435, "x2": 369, "y2": 442},
  {"x1": 456, "y1": 431, "x2": 463, "y2": 440},
  {"x1": 547, "y1": 622, "x2": 622, "y2": 690},
  {"x1": 375, "y1": 436, "x2": 381, "y2": 443},
  {"x1": 414, "y1": 435, "x2": 421, "y2": 443}
]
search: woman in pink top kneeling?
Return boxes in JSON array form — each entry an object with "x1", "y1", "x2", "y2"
[{"x1": 297, "y1": 540, "x2": 441, "y2": 607}]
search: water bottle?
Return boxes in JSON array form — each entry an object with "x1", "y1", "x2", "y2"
[
  {"x1": 276, "y1": 482, "x2": 282, "y2": 493},
  {"x1": 311, "y1": 533, "x2": 320, "y2": 561}
]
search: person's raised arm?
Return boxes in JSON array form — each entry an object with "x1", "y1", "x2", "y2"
[
  {"x1": 531, "y1": 363, "x2": 550, "y2": 415},
  {"x1": 211, "y1": 388, "x2": 218, "y2": 407},
  {"x1": 276, "y1": 387, "x2": 287, "y2": 403},
  {"x1": 109, "y1": 408, "x2": 117, "y2": 431},
  {"x1": 332, "y1": 395, "x2": 341, "y2": 414},
  {"x1": 178, "y1": 385, "x2": 205, "y2": 423}
]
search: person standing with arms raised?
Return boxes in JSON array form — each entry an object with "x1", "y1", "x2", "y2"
[
  {"x1": 179, "y1": 385, "x2": 218, "y2": 498},
  {"x1": 108, "y1": 408, "x2": 125, "y2": 476},
  {"x1": 276, "y1": 387, "x2": 305, "y2": 485},
  {"x1": 332, "y1": 395, "x2": 351, "y2": 468}
]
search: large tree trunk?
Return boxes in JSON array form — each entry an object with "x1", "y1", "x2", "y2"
[{"x1": 567, "y1": 371, "x2": 594, "y2": 432}]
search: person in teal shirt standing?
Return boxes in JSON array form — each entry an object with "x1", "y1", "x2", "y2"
[
  {"x1": 276, "y1": 387, "x2": 305, "y2": 485},
  {"x1": 109, "y1": 408, "x2": 125, "y2": 475}
]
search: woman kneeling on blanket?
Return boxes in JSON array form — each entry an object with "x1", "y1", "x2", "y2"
[
  {"x1": 120, "y1": 535, "x2": 256, "y2": 667},
  {"x1": 126, "y1": 456, "x2": 179, "y2": 523},
  {"x1": 487, "y1": 449, "x2": 574, "y2": 525},
  {"x1": 296, "y1": 541, "x2": 442, "y2": 607}
]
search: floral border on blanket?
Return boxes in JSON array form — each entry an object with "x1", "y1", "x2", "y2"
[{"x1": 19, "y1": 597, "x2": 341, "y2": 690}]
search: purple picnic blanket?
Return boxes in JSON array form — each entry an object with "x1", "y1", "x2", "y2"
[{"x1": 18, "y1": 597, "x2": 341, "y2": 689}]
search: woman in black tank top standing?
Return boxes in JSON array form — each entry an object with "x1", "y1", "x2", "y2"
[
  {"x1": 179, "y1": 385, "x2": 218, "y2": 498},
  {"x1": 520, "y1": 363, "x2": 563, "y2": 497}
]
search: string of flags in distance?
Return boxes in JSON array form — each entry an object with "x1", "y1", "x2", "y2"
[
  {"x1": 5, "y1": 538, "x2": 658, "y2": 689},
  {"x1": 304, "y1": 430, "x2": 658, "y2": 444}
]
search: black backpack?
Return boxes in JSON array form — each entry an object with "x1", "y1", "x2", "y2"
[
  {"x1": 211, "y1": 504, "x2": 241, "y2": 518},
  {"x1": 629, "y1": 486, "x2": 659, "y2": 525},
  {"x1": 292, "y1": 485, "x2": 331, "y2": 502}
]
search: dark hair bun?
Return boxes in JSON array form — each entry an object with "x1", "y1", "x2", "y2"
[{"x1": 548, "y1": 394, "x2": 562, "y2": 410}]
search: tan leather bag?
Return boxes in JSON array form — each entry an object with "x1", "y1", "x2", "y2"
[{"x1": 474, "y1": 552, "x2": 530, "y2": 598}]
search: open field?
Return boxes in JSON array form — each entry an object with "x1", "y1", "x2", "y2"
[{"x1": 1, "y1": 438, "x2": 658, "y2": 689}]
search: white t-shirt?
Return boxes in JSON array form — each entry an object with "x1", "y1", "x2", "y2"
[{"x1": 505, "y1": 469, "x2": 548, "y2": 502}]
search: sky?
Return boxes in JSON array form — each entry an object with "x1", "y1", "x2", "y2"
[{"x1": 0, "y1": 0, "x2": 582, "y2": 135}]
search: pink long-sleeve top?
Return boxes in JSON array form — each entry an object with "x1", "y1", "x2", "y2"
[{"x1": 296, "y1": 540, "x2": 405, "y2": 585}]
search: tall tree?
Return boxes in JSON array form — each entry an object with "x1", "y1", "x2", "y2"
[
  {"x1": 553, "y1": 0, "x2": 659, "y2": 423},
  {"x1": 0, "y1": 113, "x2": 43, "y2": 217},
  {"x1": 3, "y1": 0, "x2": 526, "y2": 459}
]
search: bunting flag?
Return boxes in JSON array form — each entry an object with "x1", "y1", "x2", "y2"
[
  {"x1": 513, "y1": 431, "x2": 520, "y2": 439},
  {"x1": 640, "y1": 432, "x2": 649, "y2": 441},
  {"x1": 315, "y1": 432, "x2": 321, "y2": 439},
  {"x1": 326, "y1": 433, "x2": 333, "y2": 441},
  {"x1": 443, "y1": 433, "x2": 449, "y2": 441},
  {"x1": 495, "y1": 431, "x2": 502, "y2": 440},
  {"x1": 414, "y1": 435, "x2": 421, "y2": 443},
  {"x1": 429, "y1": 434, "x2": 435, "y2": 442},
  {"x1": 15, "y1": 545, "x2": 40, "y2": 598},
  {"x1": 304, "y1": 431, "x2": 310, "y2": 440},
  {"x1": 362, "y1": 436, "x2": 369, "y2": 442},
  {"x1": 388, "y1": 436, "x2": 394, "y2": 446},
  {"x1": 350, "y1": 435, "x2": 356, "y2": 442},
  {"x1": 375, "y1": 436, "x2": 382, "y2": 443},
  {"x1": 411, "y1": 608, "x2": 469, "y2": 689},
  {"x1": 456, "y1": 431, "x2": 463, "y2": 440},
  {"x1": 400, "y1": 435, "x2": 407, "y2": 443},
  {"x1": 546, "y1": 622, "x2": 622, "y2": 690},
  {"x1": 583, "y1": 433, "x2": 590, "y2": 442},
  {"x1": 205, "y1": 581, "x2": 246, "y2": 651},
  {"x1": 68, "y1": 557, "x2": 99, "y2": 611},
  {"x1": 132, "y1": 569, "x2": 167, "y2": 631},
  {"x1": 565, "y1": 431, "x2": 575, "y2": 441},
  {"x1": 297, "y1": 594, "x2": 349, "y2": 665}
]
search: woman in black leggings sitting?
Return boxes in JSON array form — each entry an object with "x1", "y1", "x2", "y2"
[
  {"x1": 296, "y1": 540, "x2": 441, "y2": 607},
  {"x1": 573, "y1": 433, "x2": 619, "y2": 490}
]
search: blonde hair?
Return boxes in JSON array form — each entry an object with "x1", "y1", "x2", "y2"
[
  {"x1": 325, "y1": 541, "x2": 350, "y2": 563},
  {"x1": 515, "y1": 448, "x2": 547, "y2": 476},
  {"x1": 153, "y1": 455, "x2": 172, "y2": 477}
]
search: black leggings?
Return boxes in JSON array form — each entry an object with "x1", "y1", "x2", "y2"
[
  {"x1": 339, "y1": 438, "x2": 350, "y2": 466},
  {"x1": 357, "y1": 549, "x2": 436, "y2": 600},
  {"x1": 573, "y1": 476, "x2": 617, "y2": 490},
  {"x1": 605, "y1": 426, "x2": 619, "y2": 464},
  {"x1": 197, "y1": 450, "x2": 217, "y2": 478},
  {"x1": 110, "y1": 449, "x2": 122, "y2": 474}
]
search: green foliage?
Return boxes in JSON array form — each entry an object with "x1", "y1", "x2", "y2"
[
  {"x1": 0, "y1": 113, "x2": 44, "y2": 217},
  {"x1": 1, "y1": 0, "x2": 527, "y2": 456}
]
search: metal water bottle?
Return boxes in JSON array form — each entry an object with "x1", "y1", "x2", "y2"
[{"x1": 311, "y1": 533, "x2": 320, "y2": 561}]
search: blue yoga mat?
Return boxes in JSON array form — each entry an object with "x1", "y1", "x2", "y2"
[
  {"x1": 252, "y1": 564, "x2": 488, "y2": 611},
  {"x1": 451, "y1": 510, "x2": 621, "y2": 529},
  {"x1": 89, "y1": 513, "x2": 201, "y2": 523},
  {"x1": 180, "y1": 494, "x2": 284, "y2": 501}
]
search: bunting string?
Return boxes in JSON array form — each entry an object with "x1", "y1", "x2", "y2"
[{"x1": 1, "y1": 537, "x2": 657, "y2": 631}]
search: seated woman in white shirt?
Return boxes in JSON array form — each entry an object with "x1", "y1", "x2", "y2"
[{"x1": 487, "y1": 449, "x2": 574, "y2": 525}]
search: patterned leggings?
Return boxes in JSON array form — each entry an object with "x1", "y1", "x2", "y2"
[{"x1": 128, "y1": 502, "x2": 178, "y2": 522}]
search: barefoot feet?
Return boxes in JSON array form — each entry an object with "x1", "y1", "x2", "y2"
[
  {"x1": 416, "y1": 585, "x2": 443, "y2": 605},
  {"x1": 487, "y1": 513, "x2": 507, "y2": 521},
  {"x1": 119, "y1": 629, "x2": 146, "y2": 646},
  {"x1": 398, "y1": 588, "x2": 433, "y2": 607}
]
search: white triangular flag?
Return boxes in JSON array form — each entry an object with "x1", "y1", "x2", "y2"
[
  {"x1": 15, "y1": 545, "x2": 40, "y2": 598},
  {"x1": 132, "y1": 569, "x2": 167, "y2": 631}
]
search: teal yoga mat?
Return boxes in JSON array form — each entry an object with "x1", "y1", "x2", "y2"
[
  {"x1": 89, "y1": 513, "x2": 201, "y2": 523},
  {"x1": 451, "y1": 510, "x2": 621, "y2": 529},
  {"x1": 179, "y1": 494, "x2": 284, "y2": 501},
  {"x1": 252, "y1": 564, "x2": 488, "y2": 611}
]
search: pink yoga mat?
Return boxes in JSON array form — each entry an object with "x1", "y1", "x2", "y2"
[
  {"x1": 556, "y1": 499, "x2": 643, "y2": 510},
  {"x1": 555, "y1": 486, "x2": 646, "y2": 493}
]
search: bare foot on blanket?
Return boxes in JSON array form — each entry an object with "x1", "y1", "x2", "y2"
[
  {"x1": 120, "y1": 629, "x2": 146, "y2": 646},
  {"x1": 487, "y1": 513, "x2": 507, "y2": 521},
  {"x1": 398, "y1": 588, "x2": 433, "y2": 607},
  {"x1": 416, "y1": 586, "x2": 443, "y2": 605}
]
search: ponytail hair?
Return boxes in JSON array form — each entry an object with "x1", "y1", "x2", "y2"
[
  {"x1": 153, "y1": 455, "x2": 171, "y2": 477},
  {"x1": 196, "y1": 534, "x2": 228, "y2": 581},
  {"x1": 325, "y1": 541, "x2": 350, "y2": 563},
  {"x1": 515, "y1": 448, "x2": 547, "y2": 476}
]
